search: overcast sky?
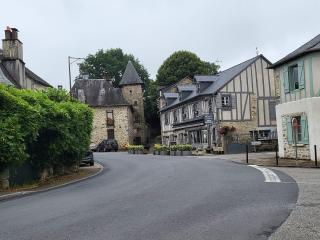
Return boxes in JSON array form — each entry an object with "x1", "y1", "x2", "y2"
[{"x1": 1, "y1": 0, "x2": 320, "y2": 89}]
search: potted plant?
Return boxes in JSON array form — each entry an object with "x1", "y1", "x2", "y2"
[
  {"x1": 154, "y1": 144, "x2": 161, "y2": 155},
  {"x1": 181, "y1": 144, "x2": 192, "y2": 156},
  {"x1": 170, "y1": 145, "x2": 177, "y2": 156},
  {"x1": 160, "y1": 145, "x2": 169, "y2": 155},
  {"x1": 175, "y1": 145, "x2": 182, "y2": 156}
]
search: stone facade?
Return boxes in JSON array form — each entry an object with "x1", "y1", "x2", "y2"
[{"x1": 71, "y1": 61, "x2": 147, "y2": 149}]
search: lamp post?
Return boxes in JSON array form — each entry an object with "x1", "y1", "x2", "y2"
[{"x1": 68, "y1": 56, "x2": 85, "y2": 94}]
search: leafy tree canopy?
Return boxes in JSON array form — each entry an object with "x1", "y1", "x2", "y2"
[
  {"x1": 156, "y1": 50, "x2": 219, "y2": 86},
  {"x1": 79, "y1": 48, "x2": 150, "y2": 87}
]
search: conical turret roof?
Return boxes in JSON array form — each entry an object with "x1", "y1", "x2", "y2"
[{"x1": 119, "y1": 60, "x2": 144, "y2": 86}]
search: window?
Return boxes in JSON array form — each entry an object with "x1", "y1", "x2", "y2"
[
  {"x1": 208, "y1": 99, "x2": 213, "y2": 113},
  {"x1": 134, "y1": 115, "x2": 140, "y2": 123},
  {"x1": 193, "y1": 103, "x2": 199, "y2": 117},
  {"x1": 286, "y1": 115, "x2": 309, "y2": 144},
  {"x1": 288, "y1": 64, "x2": 299, "y2": 91},
  {"x1": 182, "y1": 106, "x2": 188, "y2": 120},
  {"x1": 269, "y1": 101, "x2": 277, "y2": 121},
  {"x1": 106, "y1": 111, "x2": 114, "y2": 126},
  {"x1": 173, "y1": 110, "x2": 178, "y2": 123},
  {"x1": 221, "y1": 95, "x2": 231, "y2": 108},
  {"x1": 107, "y1": 129, "x2": 114, "y2": 139},
  {"x1": 165, "y1": 112, "x2": 169, "y2": 125}
]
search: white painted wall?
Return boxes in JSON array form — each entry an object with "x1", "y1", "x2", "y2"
[{"x1": 276, "y1": 97, "x2": 320, "y2": 160}]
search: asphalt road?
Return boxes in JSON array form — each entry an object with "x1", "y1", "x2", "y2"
[{"x1": 0, "y1": 153, "x2": 298, "y2": 240}]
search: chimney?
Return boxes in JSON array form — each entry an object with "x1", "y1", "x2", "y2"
[
  {"x1": 103, "y1": 72, "x2": 113, "y2": 86},
  {"x1": 2, "y1": 27, "x2": 25, "y2": 87},
  {"x1": 2, "y1": 27, "x2": 23, "y2": 61}
]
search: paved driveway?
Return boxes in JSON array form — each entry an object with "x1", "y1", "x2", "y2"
[{"x1": 0, "y1": 153, "x2": 297, "y2": 240}]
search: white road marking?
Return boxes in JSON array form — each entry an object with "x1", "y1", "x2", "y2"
[{"x1": 249, "y1": 165, "x2": 281, "y2": 183}]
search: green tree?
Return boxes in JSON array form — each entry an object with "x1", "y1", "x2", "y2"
[
  {"x1": 79, "y1": 48, "x2": 150, "y2": 88},
  {"x1": 156, "y1": 50, "x2": 219, "y2": 86}
]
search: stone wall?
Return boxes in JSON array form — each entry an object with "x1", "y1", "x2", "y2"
[
  {"x1": 121, "y1": 84, "x2": 147, "y2": 144},
  {"x1": 91, "y1": 106, "x2": 131, "y2": 149}
]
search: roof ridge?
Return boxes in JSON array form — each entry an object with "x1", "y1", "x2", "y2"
[{"x1": 218, "y1": 55, "x2": 259, "y2": 75}]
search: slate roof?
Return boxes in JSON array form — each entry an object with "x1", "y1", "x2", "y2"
[
  {"x1": 25, "y1": 67, "x2": 52, "y2": 87},
  {"x1": 269, "y1": 34, "x2": 320, "y2": 69},
  {"x1": 200, "y1": 55, "x2": 263, "y2": 95},
  {"x1": 71, "y1": 79, "x2": 129, "y2": 107},
  {"x1": 160, "y1": 55, "x2": 269, "y2": 112},
  {"x1": 119, "y1": 61, "x2": 143, "y2": 86},
  {"x1": 0, "y1": 63, "x2": 21, "y2": 87}
]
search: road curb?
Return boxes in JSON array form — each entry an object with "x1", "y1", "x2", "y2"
[{"x1": 0, "y1": 162, "x2": 104, "y2": 202}]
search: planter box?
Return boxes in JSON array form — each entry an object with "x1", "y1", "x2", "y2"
[
  {"x1": 155, "y1": 150, "x2": 160, "y2": 155},
  {"x1": 182, "y1": 151, "x2": 192, "y2": 156},
  {"x1": 175, "y1": 151, "x2": 182, "y2": 156},
  {"x1": 160, "y1": 150, "x2": 169, "y2": 155},
  {"x1": 170, "y1": 151, "x2": 175, "y2": 156}
]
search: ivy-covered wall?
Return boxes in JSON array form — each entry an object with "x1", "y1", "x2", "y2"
[{"x1": 0, "y1": 84, "x2": 93, "y2": 186}]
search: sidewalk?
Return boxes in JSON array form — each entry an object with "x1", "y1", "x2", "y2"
[
  {"x1": 194, "y1": 152, "x2": 320, "y2": 239},
  {"x1": 196, "y1": 151, "x2": 319, "y2": 168},
  {"x1": 269, "y1": 167, "x2": 320, "y2": 239},
  {"x1": 0, "y1": 163, "x2": 103, "y2": 201}
]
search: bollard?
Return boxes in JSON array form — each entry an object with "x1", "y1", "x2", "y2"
[
  {"x1": 246, "y1": 144, "x2": 249, "y2": 164},
  {"x1": 275, "y1": 144, "x2": 279, "y2": 166},
  {"x1": 315, "y1": 145, "x2": 318, "y2": 167}
]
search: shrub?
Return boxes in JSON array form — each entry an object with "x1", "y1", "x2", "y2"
[
  {"x1": 154, "y1": 144, "x2": 161, "y2": 151},
  {"x1": 178, "y1": 144, "x2": 192, "y2": 151},
  {"x1": 0, "y1": 84, "x2": 93, "y2": 172},
  {"x1": 170, "y1": 145, "x2": 178, "y2": 151}
]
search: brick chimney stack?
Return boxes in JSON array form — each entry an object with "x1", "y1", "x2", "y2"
[{"x1": 2, "y1": 27, "x2": 25, "y2": 87}]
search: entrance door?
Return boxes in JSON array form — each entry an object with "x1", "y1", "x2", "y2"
[{"x1": 107, "y1": 129, "x2": 115, "y2": 139}]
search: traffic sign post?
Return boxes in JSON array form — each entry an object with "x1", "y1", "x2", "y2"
[{"x1": 292, "y1": 117, "x2": 299, "y2": 166}]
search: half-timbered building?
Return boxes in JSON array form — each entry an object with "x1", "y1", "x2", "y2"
[
  {"x1": 159, "y1": 54, "x2": 277, "y2": 153},
  {"x1": 269, "y1": 34, "x2": 320, "y2": 160}
]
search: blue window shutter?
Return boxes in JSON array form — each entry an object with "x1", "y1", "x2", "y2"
[
  {"x1": 301, "y1": 115, "x2": 309, "y2": 144},
  {"x1": 283, "y1": 67, "x2": 289, "y2": 93},
  {"x1": 286, "y1": 117, "x2": 293, "y2": 144},
  {"x1": 298, "y1": 60, "x2": 305, "y2": 89}
]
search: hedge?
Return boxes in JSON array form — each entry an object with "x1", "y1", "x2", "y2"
[{"x1": 0, "y1": 85, "x2": 93, "y2": 172}]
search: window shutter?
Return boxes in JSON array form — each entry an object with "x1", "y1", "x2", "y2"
[
  {"x1": 286, "y1": 117, "x2": 293, "y2": 144},
  {"x1": 231, "y1": 95, "x2": 237, "y2": 109},
  {"x1": 216, "y1": 95, "x2": 222, "y2": 108},
  {"x1": 298, "y1": 60, "x2": 305, "y2": 89},
  {"x1": 283, "y1": 66, "x2": 289, "y2": 93},
  {"x1": 301, "y1": 115, "x2": 309, "y2": 144}
]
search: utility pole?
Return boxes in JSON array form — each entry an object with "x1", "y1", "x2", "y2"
[{"x1": 68, "y1": 56, "x2": 85, "y2": 96}]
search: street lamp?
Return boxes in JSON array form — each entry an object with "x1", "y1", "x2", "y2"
[{"x1": 68, "y1": 56, "x2": 85, "y2": 94}]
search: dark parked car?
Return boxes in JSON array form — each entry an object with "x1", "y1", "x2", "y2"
[
  {"x1": 96, "y1": 139, "x2": 118, "y2": 152},
  {"x1": 81, "y1": 150, "x2": 94, "y2": 166}
]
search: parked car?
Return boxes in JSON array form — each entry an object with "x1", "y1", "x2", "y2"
[
  {"x1": 90, "y1": 143, "x2": 97, "y2": 152},
  {"x1": 96, "y1": 139, "x2": 119, "y2": 152},
  {"x1": 81, "y1": 150, "x2": 94, "y2": 166}
]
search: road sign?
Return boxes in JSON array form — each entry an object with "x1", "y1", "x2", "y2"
[{"x1": 204, "y1": 114, "x2": 214, "y2": 124}]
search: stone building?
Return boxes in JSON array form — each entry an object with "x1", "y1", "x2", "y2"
[
  {"x1": 269, "y1": 34, "x2": 320, "y2": 160},
  {"x1": 71, "y1": 61, "x2": 147, "y2": 149},
  {"x1": 159, "y1": 54, "x2": 277, "y2": 153},
  {"x1": 0, "y1": 27, "x2": 51, "y2": 89}
]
